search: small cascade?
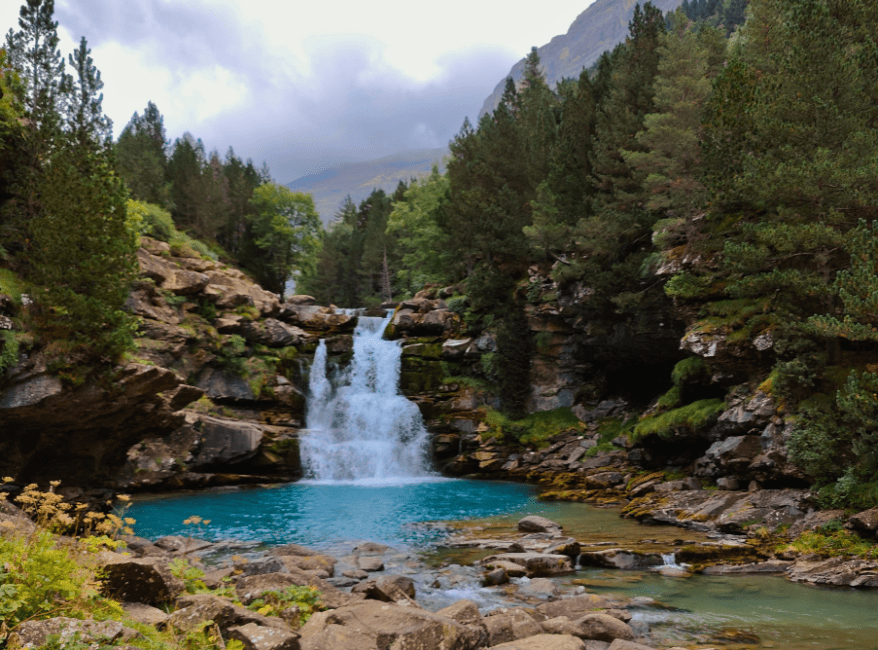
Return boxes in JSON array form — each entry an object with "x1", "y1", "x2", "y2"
[
  {"x1": 656, "y1": 552, "x2": 691, "y2": 576},
  {"x1": 300, "y1": 311, "x2": 434, "y2": 484}
]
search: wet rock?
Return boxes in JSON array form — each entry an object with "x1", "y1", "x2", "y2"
[
  {"x1": 226, "y1": 623, "x2": 300, "y2": 650},
  {"x1": 578, "y1": 549, "x2": 661, "y2": 571},
  {"x1": 484, "y1": 568, "x2": 510, "y2": 585},
  {"x1": 481, "y1": 553, "x2": 573, "y2": 577},
  {"x1": 342, "y1": 569, "x2": 369, "y2": 580},
  {"x1": 357, "y1": 556, "x2": 385, "y2": 572},
  {"x1": 702, "y1": 560, "x2": 793, "y2": 575},
  {"x1": 534, "y1": 594, "x2": 619, "y2": 621},
  {"x1": 520, "y1": 577, "x2": 558, "y2": 599},
  {"x1": 518, "y1": 515, "x2": 563, "y2": 534}
]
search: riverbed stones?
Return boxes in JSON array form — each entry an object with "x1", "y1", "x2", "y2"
[
  {"x1": 606, "y1": 641, "x2": 657, "y2": 650},
  {"x1": 357, "y1": 555, "x2": 385, "y2": 572},
  {"x1": 167, "y1": 593, "x2": 292, "y2": 633},
  {"x1": 573, "y1": 614, "x2": 635, "y2": 643},
  {"x1": 298, "y1": 600, "x2": 483, "y2": 650}
]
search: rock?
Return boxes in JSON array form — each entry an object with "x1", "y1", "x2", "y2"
[
  {"x1": 606, "y1": 641, "x2": 657, "y2": 650},
  {"x1": 99, "y1": 556, "x2": 185, "y2": 605},
  {"x1": 279, "y1": 554, "x2": 336, "y2": 576},
  {"x1": 484, "y1": 567, "x2": 510, "y2": 585},
  {"x1": 534, "y1": 594, "x2": 618, "y2": 620},
  {"x1": 442, "y1": 338, "x2": 472, "y2": 359},
  {"x1": 197, "y1": 367, "x2": 256, "y2": 401},
  {"x1": 226, "y1": 623, "x2": 300, "y2": 650},
  {"x1": 350, "y1": 576, "x2": 418, "y2": 606},
  {"x1": 481, "y1": 553, "x2": 573, "y2": 577},
  {"x1": 578, "y1": 549, "x2": 661, "y2": 571},
  {"x1": 154, "y1": 535, "x2": 213, "y2": 554},
  {"x1": 121, "y1": 601, "x2": 170, "y2": 626},
  {"x1": 543, "y1": 538, "x2": 581, "y2": 560},
  {"x1": 484, "y1": 608, "x2": 543, "y2": 645},
  {"x1": 540, "y1": 616, "x2": 583, "y2": 636},
  {"x1": 849, "y1": 507, "x2": 878, "y2": 536},
  {"x1": 518, "y1": 515, "x2": 563, "y2": 534},
  {"x1": 488, "y1": 634, "x2": 587, "y2": 650},
  {"x1": 436, "y1": 599, "x2": 483, "y2": 626},
  {"x1": 520, "y1": 577, "x2": 558, "y2": 599},
  {"x1": 357, "y1": 556, "x2": 385, "y2": 572},
  {"x1": 168, "y1": 593, "x2": 292, "y2": 633},
  {"x1": 342, "y1": 569, "x2": 369, "y2": 580},
  {"x1": 236, "y1": 571, "x2": 362, "y2": 610},
  {"x1": 574, "y1": 613, "x2": 634, "y2": 643},
  {"x1": 298, "y1": 600, "x2": 483, "y2": 650},
  {"x1": 9, "y1": 618, "x2": 136, "y2": 649},
  {"x1": 786, "y1": 555, "x2": 878, "y2": 587},
  {"x1": 705, "y1": 435, "x2": 763, "y2": 471},
  {"x1": 239, "y1": 319, "x2": 309, "y2": 347},
  {"x1": 236, "y1": 556, "x2": 289, "y2": 577}
]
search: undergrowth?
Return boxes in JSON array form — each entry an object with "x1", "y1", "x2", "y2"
[
  {"x1": 631, "y1": 398, "x2": 725, "y2": 442},
  {"x1": 780, "y1": 520, "x2": 878, "y2": 559},
  {"x1": 483, "y1": 407, "x2": 584, "y2": 447}
]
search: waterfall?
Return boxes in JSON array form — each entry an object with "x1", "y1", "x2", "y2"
[{"x1": 300, "y1": 311, "x2": 434, "y2": 484}]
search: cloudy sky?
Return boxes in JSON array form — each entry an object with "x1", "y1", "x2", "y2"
[{"x1": 2, "y1": 0, "x2": 594, "y2": 183}]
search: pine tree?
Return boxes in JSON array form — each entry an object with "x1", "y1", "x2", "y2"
[
  {"x1": 66, "y1": 37, "x2": 110, "y2": 149},
  {"x1": 115, "y1": 101, "x2": 169, "y2": 206}
]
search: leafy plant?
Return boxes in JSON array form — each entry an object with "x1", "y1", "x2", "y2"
[
  {"x1": 248, "y1": 585, "x2": 323, "y2": 627},
  {"x1": 631, "y1": 398, "x2": 725, "y2": 442}
]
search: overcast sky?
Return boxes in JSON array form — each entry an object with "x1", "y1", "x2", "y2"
[{"x1": 2, "y1": 0, "x2": 594, "y2": 183}]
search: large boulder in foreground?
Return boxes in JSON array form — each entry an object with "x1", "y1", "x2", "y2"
[
  {"x1": 488, "y1": 634, "x2": 586, "y2": 650},
  {"x1": 99, "y1": 555, "x2": 185, "y2": 605},
  {"x1": 298, "y1": 600, "x2": 484, "y2": 650}
]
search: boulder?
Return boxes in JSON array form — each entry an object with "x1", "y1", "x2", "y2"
[
  {"x1": 197, "y1": 367, "x2": 256, "y2": 401},
  {"x1": 193, "y1": 416, "x2": 264, "y2": 466},
  {"x1": 357, "y1": 556, "x2": 385, "y2": 572},
  {"x1": 606, "y1": 641, "x2": 657, "y2": 650},
  {"x1": 278, "y1": 554, "x2": 337, "y2": 576},
  {"x1": 518, "y1": 516, "x2": 563, "y2": 534},
  {"x1": 226, "y1": 623, "x2": 300, "y2": 650},
  {"x1": 99, "y1": 556, "x2": 185, "y2": 605},
  {"x1": 9, "y1": 618, "x2": 137, "y2": 649},
  {"x1": 578, "y1": 549, "x2": 661, "y2": 571},
  {"x1": 534, "y1": 595, "x2": 618, "y2": 621},
  {"x1": 298, "y1": 600, "x2": 483, "y2": 650},
  {"x1": 436, "y1": 599, "x2": 483, "y2": 626},
  {"x1": 236, "y1": 571, "x2": 362, "y2": 610},
  {"x1": 236, "y1": 556, "x2": 289, "y2": 577},
  {"x1": 481, "y1": 553, "x2": 573, "y2": 577},
  {"x1": 350, "y1": 576, "x2": 418, "y2": 607},
  {"x1": 573, "y1": 613, "x2": 634, "y2": 642},
  {"x1": 121, "y1": 601, "x2": 170, "y2": 626},
  {"x1": 154, "y1": 536, "x2": 213, "y2": 554},
  {"x1": 520, "y1": 577, "x2": 558, "y2": 599},
  {"x1": 488, "y1": 634, "x2": 587, "y2": 650},
  {"x1": 168, "y1": 593, "x2": 292, "y2": 633},
  {"x1": 848, "y1": 507, "x2": 878, "y2": 537},
  {"x1": 238, "y1": 319, "x2": 310, "y2": 347},
  {"x1": 483, "y1": 608, "x2": 543, "y2": 645},
  {"x1": 540, "y1": 616, "x2": 583, "y2": 636}
]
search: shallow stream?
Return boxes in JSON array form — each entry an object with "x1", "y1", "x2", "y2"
[{"x1": 128, "y1": 480, "x2": 878, "y2": 650}]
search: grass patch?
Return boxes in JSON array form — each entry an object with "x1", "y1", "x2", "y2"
[
  {"x1": 781, "y1": 523, "x2": 878, "y2": 560},
  {"x1": 483, "y1": 407, "x2": 584, "y2": 447},
  {"x1": 631, "y1": 398, "x2": 725, "y2": 442},
  {"x1": 0, "y1": 267, "x2": 29, "y2": 304}
]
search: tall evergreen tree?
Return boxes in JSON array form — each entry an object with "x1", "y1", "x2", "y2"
[{"x1": 115, "y1": 101, "x2": 169, "y2": 206}]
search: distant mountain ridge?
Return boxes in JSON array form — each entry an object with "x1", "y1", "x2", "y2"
[
  {"x1": 286, "y1": 148, "x2": 448, "y2": 225},
  {"x1": 480, "y1": 0, "x2": 684, "y2": 117}
]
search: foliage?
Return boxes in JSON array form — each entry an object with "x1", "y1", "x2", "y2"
[
  {"x1": 248, "y1": 585, "x2": 323, "y2": 627},
  {"x1": 245, "y1": 183, "x2": 322, "y2": 295},
  {"x1": 782, "y1": 524, "x2": 878, "y2": 560},
  {"x1": 632, "y1": 398, "x2": 725, "y2": 442},
  {"x1": 483, "y1": 407, "x2": 584, "y2": 447}
]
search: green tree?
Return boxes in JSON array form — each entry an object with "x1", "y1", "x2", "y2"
[
  {"x1": 386, "y1": 166, "x2": 452, "y2": 295},
  {"x1": 245, "y1": 183, "x2": 322, "y2": 296},
  {"x1": 66, "y1": 37, "x2": 110, "y2": 148},
  {"x1": 115, "y1": 101, "x2": 170, "y2": 206}
]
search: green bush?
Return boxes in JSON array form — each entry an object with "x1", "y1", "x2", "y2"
[
  {"x1": 483, "y1": 407, "x2": 583, "y2": 447},
  {"x1": 1, "y1": 329, "x2": 19, "y2": 374}
]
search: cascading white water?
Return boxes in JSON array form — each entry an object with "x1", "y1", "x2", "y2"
[{"x1": 300, "y1": 311, "x2": 433, "y2": 484}]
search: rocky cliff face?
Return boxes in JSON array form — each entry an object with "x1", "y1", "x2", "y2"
[
  {"x1": 0, "y1": 238, "x2": 359, "y2": 495},
  {"x1": 480, "y1": 0, "x2": 684, "y2": 117}
]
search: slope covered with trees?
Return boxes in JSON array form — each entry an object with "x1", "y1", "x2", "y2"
[{"x1": 308, "y1": 0, "x2": 878, "y2": 509}]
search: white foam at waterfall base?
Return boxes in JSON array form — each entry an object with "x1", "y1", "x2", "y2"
[{"x1": 300, "y1": 311, "x2": 443, "y2": 486}]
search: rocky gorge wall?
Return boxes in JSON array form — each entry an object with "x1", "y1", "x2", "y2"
[{"x1": 2, "y1": 239, "x2": 876, "y2": 554}]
